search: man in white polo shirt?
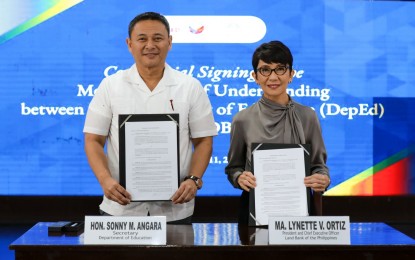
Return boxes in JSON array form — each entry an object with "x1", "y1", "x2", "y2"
[{"x1": 83, "y1": 12, "x2": 217, "y2": 224}]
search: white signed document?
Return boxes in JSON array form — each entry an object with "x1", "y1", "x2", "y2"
[
  {"x1": 251, "y1": 145, "x2": 309, "y2": 226},
  {"x1": 123, "y1": 119, "x2": 179, "y2": 201}
]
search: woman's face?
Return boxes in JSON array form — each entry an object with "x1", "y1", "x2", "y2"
[{"x1": 253, "y1": 60, "x2": 294, "y2": 105}]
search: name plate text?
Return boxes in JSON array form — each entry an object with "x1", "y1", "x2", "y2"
[
  {"x1": 268, "y1": 216, "x2": 350, "y2": 245},
  {"x1": 84, "y1": 215, "x2": 166, "y2": 245}
]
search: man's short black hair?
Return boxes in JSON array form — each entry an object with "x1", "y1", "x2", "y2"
[{"x1": 128, "y1": 12, "x2": 170, "y2": 38}]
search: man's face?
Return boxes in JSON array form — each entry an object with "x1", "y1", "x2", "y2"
[{"x1": 126, "y1": 20, "x2": 172, "y2": 70}]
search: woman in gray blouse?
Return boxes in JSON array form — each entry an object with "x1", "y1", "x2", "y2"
[{"x1": 225, "y1": 41, "x2": 331, "y2": 225}]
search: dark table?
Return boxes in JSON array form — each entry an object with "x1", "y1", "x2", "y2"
[{"x1": 10, "y1": 222, "x2": 415, "y2": 260}]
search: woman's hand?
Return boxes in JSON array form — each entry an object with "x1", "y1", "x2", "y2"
[
  {"x1": 237, "y1": 171, "x2": 257, "y2": 192},
  {"x1": 304, "y1": 173, "x2": 330, "y2": 192}
]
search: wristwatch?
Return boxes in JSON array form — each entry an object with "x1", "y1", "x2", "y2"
[{"x1": 184, "y1": 175, "x2": 203, "y2": 190}]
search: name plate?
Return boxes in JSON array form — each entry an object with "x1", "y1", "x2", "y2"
[
  {"x1": 268, "y1": 216, "x2": 350, "y2": 245},
  {"x1": 84, "y1": 216, "x2": 166, "y2": 245}
]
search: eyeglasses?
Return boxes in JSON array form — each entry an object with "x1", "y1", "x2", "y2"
[{"x1": 256, "y1": 65, "x2": 289, "y2": 77}]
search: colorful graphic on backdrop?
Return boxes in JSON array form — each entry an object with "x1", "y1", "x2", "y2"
[{"x1": 0, "y1": 0, "x2": 83, "y2": 44}]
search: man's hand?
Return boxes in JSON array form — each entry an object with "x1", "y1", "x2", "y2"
[
  {"x1": 171, "y1": 179, "x2": 198, "y2": 204},
  {"x1": 101, "y1": 176, "x2": 131, "y2": 205}
]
